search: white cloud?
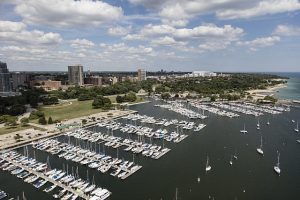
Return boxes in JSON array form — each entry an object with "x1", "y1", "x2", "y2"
[
  {"x1": 70, "y1": 38, "x2": 95, "y2": 49},
  {"x1": 0, "y1": 20, "x2": 62, "y2": 45},
  {"x1": 108, "y1": 26, "x2": 131, "y2": 36},
  {"x1": 0, "y1": 21, "x2": 26, "y2": 32},
  {"x1": 216, "y1": 0, "x2": 300, "y2": 19},
  {"x1": 273, "y1": 24, "x2": 300, "y2": 36},
  {"x1": 14, "y1": 0, "x2": 123, "y2": 27},
  {"x1": 237, "y1": 36, "x2": 281, "y2": 50},
  {"x1": 128, "y1": 0, "x2": 300, "y2": 23},
  {"x1": 151, "y1": 36, "x2": 187, "y2": 46}
]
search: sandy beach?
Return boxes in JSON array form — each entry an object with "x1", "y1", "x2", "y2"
[{"x1": 247, "y1": 83, "x2": 287, "y2": 99}]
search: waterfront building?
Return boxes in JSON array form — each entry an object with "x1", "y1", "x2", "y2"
[
  {"x1": 68, "y1": 65, "x2": 84, "y2": 86},
  {"x1": 0, "y1": 61, "x2": 12, "y2": 93},
  {"x1": 138, "y1": 69, "x2": 147, "y2": 81}
]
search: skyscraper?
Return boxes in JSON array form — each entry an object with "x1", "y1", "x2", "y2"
[
  {"x1": 68, "y1": 65, "x2": 84, "y2": 86},
  {"x1": 0, "y1": 61, "x2": 11, "y2": 92},
  {"x1": 137, "y1": 69, "x2": 146, "y2": 81}
]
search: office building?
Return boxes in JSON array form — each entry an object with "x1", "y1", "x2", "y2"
[
  {"x1": 137, "y1": 69, "x2": 146, "y2": 81},
  {"x1": 84, "y1": 76, "x2": 102, "y2": 87},
  {"x1": 11, "y1": 72, "x2": 30, "y2": 91},
  {"x1": 0, "y1": 61, "x2": 11, "y2": 92},
  {"x1": 68, "y1": 65, "x2": 84, "y2": 85}
]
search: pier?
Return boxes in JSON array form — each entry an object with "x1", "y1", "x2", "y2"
[{"x1": 1, "y1": 156, "x2": 89, "y2": 200}]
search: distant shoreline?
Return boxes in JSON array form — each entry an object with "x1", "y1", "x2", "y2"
[{"x1": 247, "y1": 82, "x2": 287, "y2": 99}]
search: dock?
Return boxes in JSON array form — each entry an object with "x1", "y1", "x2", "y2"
[{"x1": 1, "y1": 156, "x2": 89, "y2": 200}]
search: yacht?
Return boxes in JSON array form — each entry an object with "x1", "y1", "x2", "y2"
[
  {"x1": 256, "y1": 136, "x2": 264, "y2": 156},
  {"x1": 240, "y1": 124, "x2": 247, "y2": 134},
  {"x1": 205, "y1": 156, "x2": 211, "y2": 172},
  {"x1": 273, "y1": 152, "x2": 281, "y2": 175}
]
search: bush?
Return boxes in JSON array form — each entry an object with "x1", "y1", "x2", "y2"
[
  {"x1": 42, "y1": 96, "x2": 58, "y2": 105},
  {"x1": 78, "y1": 94, "x2": 92, "y2": 101},
  {"x1": 38, "y1": 116, "x2": 47, "y2": 125},
  {"x1": 161, "y1": 92, "x2": 171, "y2": 100},
  {"x1": 29, "y1": 111, "x2": 45, "y2": 120}
]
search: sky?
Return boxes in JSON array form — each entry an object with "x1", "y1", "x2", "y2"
[{"x1": 0, "y1": 0, "x2": 300, "y2": 72}]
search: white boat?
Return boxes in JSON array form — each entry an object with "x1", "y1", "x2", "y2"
[
  {"x1": 205, "y1": 156, "x2": 211, "y2": 172},
  {"x1": 229, "y1": 155, "x2": 233, "y2": 166},
  {"x1": 257, "y1": 119, "x2": 260, "y2": 130},
  {"x1": 273, "y1": 151, "x2": 281, "y2": 175},
  {"x1": 267, "y1": 119, "x2": 270, "y2": 125},
  {"x1": 297, "y1": 140, "x2": 300, "y2": 144},
  {"x1": 256, "y1": 136, "x2": 264, "y2": 156},
  {"x1": 294, "y1": 121, "x2": 299, "y2": 133},
  {"x1": 240, "y1": 124, "x2": 247, "y2": 134}
]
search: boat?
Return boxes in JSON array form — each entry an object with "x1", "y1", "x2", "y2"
[
  {"x1": 297, "y1": 140, "x2": 300, "y2": 144},
  {"x1": 256, "y1": 136, "x2": 264, "y2": 156},
  {"x1": 294, "y1": 121, "x2": 299, "y2": 133},
  {"x1": 0, "y1": 190, "x2": 7, "y2": 199},
  {"x1": 229, "y1": 155, "x2": 233, "y2": 166},
  {"x1": 273, "y1": 151, "x2": 281, "y2": 175},
  {"x1": 257, "y1": 119, "x2": 260, "y2": 130},
  {"x1": 53, "y1": 189, "x2": 66, "y2": 199},
  {"x1": 266, "y1": 119, "x2": 270, "y2": 125},
  {"x1": 240, "y1": 124, "x2": 247, "y2": 134},
  {"x1": 44, "y1": 184, "x2": 57, "y2": 193},
  {"x1": 205, "y1": 156, "x2": 211, "y2": 172},
  {"x1": 197, "y1": 177, "x2": 200, "y2": 183}
]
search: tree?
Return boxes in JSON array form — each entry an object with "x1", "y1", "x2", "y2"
[
  {"x1": 8, "y1": 104, "x2": 26, "y2": 116},
  {"x1": 116, "y1": 95, "x2": 123, "y2": 103},
  {"x1": 38, "y1": 116, "x2": 47, "y2": 125},
  {"x1": 92, "y1": 95, "x2": 112, "y2": 109},
  {"x1": 48, "y1": 117, "x2": 53, "y2": 124},
  {"x1": 29, "y1": 111, "x2": 45, "y2": 120}
]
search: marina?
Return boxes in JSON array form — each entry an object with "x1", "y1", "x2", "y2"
[{"x1": 0, "y1": 98, "x2": 300, "y2": 199}]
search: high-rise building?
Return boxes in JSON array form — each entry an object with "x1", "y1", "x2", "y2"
[
  {"x1": 0, "y1": 61, "x2": 11, "y2": 92},
  {"x1": 68, "y1": 65, "x2": 84, "y2": 85},
  {"x1": 11, "y1": 72, "x2": 30, "y2": 91},
  {"x1": 137, "y1": 69, "x2": 146, "y2": 81}
]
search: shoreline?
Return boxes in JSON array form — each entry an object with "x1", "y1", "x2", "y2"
[{"x1": 247, "y1": 83, "x2": 287, "y2": 99}]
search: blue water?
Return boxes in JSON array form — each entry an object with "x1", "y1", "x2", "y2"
[{"x1": 271, "y1": 72, "x2": 300, "y2": 100}]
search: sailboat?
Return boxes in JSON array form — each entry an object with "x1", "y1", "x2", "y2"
[
  {"x1": 240, "y1": 124, "x2": 248, "y2": 134},
  {"x1": 197, "y1": 176, "x2": 200, "y2": 183},
  {"x1": 233, "y1": 149, "x2": 238, "y2": 160},
  {"x1": 205, "y1": 156, "x2": 211, "y2": 172},
  {"x1": 257, "y1": 119, "x2": 260, "y2": 130},
  {"x1": 266, "y1": 119, "x2": 270, "y2": 125},
  {"x1": 273, "y1": 151, "x2": 281, "y2": 175},
  {"x1": 294, "y1": 121, "x2": 299, "y2": 133},
  {"x1": 256, "y1": 136, "x2": 264, "y2": 156},
  {"x1": 229, "y1": 155, "x2": 233, "y2": 166}
]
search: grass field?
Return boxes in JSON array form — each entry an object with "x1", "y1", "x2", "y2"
[
  {"x1": 35, "y1": 95, "x2": 144, "y2": 123},
  {"x1": 39, "y1": 100, "x2": 102, "y2": 122}
]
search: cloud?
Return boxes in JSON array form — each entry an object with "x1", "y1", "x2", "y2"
[
  {"x1": 0, "y1": 20, "x2": 26, "y2": 32},
  {"x1": 0, "y1": 20, "x2": 62, "y2": 45},
  {"x1": 128, "y1": 0, "x2": 300, "y2": 23},
  {"x1": 70, "y1": 38, "x2": 95, "y2": 49},
  {"x1": 14, "y1": 0, "x2": 123, "y2": 27},
  {"x1": 273, "y1": 24, "x2": 300, "y2": 36},
  {"x1": 151, "y1": 36, "x2": 187, "y2": 46},
  {"x1": 107, "y1": 26, "x2": 131, "y2": 36},
  {"x1": 216, "y1": 0, "x2": 300, "y2": 19},
  {"x1": 237, "y1": 36, "x2": 280, "y2": 50}
]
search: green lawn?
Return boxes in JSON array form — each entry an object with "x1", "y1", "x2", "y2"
[{"x1": 38, "y1": 100, "x2": 103, "y2": 122}]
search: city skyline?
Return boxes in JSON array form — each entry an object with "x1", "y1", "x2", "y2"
[{"x1": 0, "y1": 0, "x2": 300, "y2": 72}]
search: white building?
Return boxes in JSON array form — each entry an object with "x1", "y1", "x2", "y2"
[{"x1": 188, "y1": 71, "x2": 217, "y2": 77}]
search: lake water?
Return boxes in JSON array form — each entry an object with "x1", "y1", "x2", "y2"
[
  {"x1": 274, "y1": 72, "x2": 300, "y2": 100},
  {"x1": 1, "y1": 73, "x2": 300, "y2": 200}
]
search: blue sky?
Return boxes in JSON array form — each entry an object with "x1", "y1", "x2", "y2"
[{"x1": 0, "y1": 0, "x2": 300, "y2": 72}]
